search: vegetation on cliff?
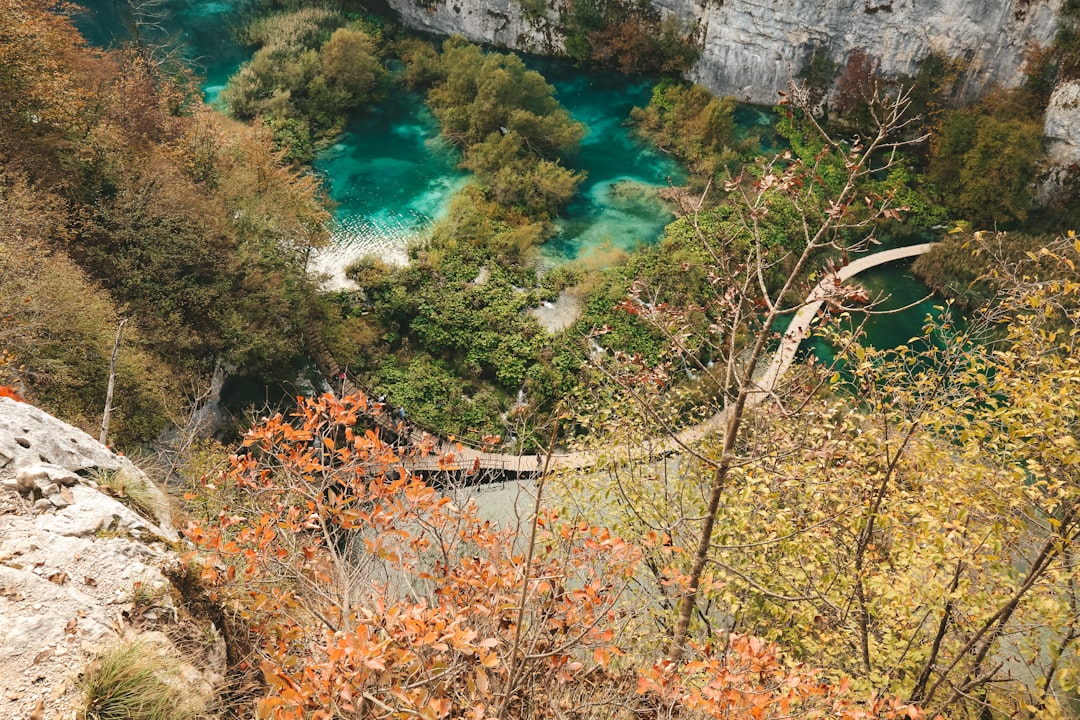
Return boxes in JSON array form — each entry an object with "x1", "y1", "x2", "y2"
[{"x1": 561, "y1": 0, "x2": 700, "y2": 73}]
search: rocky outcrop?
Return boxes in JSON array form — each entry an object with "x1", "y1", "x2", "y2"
[
  {"x1": 1040, "y1": 79, "x2": 1080, "y2": 203},
  {"x1": 388, "y1": 0, "x2": 563, "y2": 54},
  {"x1": 0, "y1": 398, "x2": 221, "y2": 719},
  {"x1": 384, "y1": 0, "x2": 1061, "y2": 104}
]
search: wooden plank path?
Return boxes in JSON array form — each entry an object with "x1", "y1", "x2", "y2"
[{"x1": 325, "y1": 245, "x2": 936, "y2": 476}]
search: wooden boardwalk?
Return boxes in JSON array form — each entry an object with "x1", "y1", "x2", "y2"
[{"x1": 330, "y1": 244, "x2": 936, "y2": 476}]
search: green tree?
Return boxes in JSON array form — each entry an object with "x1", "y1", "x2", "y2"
[
  {"x1": 929, "y1": 95, "x2": 1045, "y2": 227},
  {"x1": 558, "y1": 84, "x2": 927, "y2": 663},
  {"x1": 221, "y1": 8, "x2": 386, "y2": 160},
  {"x1": 0, "y1": 171, "x2": 175, "y2": 443},
  {"x1": 318, "y1": 26, "x2": 384, "y2": 106},
  {"x1": 631, "y1": 80, "x2": 745, "y2": 186},
  {"x1": 427, "y1": 39, "x2": 584, "y2": 158}
]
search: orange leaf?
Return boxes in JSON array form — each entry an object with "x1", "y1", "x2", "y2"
[
  {"x1": 593, "y1": 647, "x2": 611, "y2": 666},
  {"x1": 256, "y1": 697, "x2": 283, "y2": 719},
  {"x1": 0, "y1": 386, "x2": 24, "y2": 402}
]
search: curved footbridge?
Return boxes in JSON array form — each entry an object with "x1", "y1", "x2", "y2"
[{"x1": 338, "y1": 244, "x2": 935, "y2": 478}]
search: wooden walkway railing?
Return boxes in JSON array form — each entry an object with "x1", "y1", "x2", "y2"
[{"x1": 309, "y1": 244, "x2": 936, "y2": 476}]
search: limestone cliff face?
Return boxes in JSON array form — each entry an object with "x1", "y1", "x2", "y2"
[
  {"x1": 385, "y1": 0, "x2": 1061, "y2": 103},
  {"x1": 389, "y1": 0, "x2": 563, "y2": 54},
  {"x1": 1040, "y1": 79, "x2": 1080, "y2": 202},
  {"x1": 689, "y1": 0, "x2": 1061, "y2": 103}
]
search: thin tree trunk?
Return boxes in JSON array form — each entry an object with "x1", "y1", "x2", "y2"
[
  {"x1": 662, "y1": 91, "x2": 916, "y2": 663},
  {"x1": 100, "y1": 318, "x2": 128, "y2": 446},
  {"x1": 909, "y1": 558, "x2": 965, "y2": 702},
  {"x1": 925, "y1": 510, "x2": 1075, "y2": 713},
  {"x1": 666, "y1": 302, "x2": 780, "y2": 662}
]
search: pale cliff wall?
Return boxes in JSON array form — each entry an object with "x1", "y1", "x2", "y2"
[
  {"x1": 385, "y1": 0, "x2": 1062, "y2": 103},
  {"x1": 388, "y1": 0, "x2": 564, "y2": 54},
  {"x1": 1040, "y1": 79, "x2": 1080, "y2": 202},
  {"x1": 690, "y1": 0, "x2": 1061, "y2": 103}
]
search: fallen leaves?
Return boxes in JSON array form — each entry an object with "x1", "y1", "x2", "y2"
[{"x1": 0, "y1": 585, "x2": 25, "y2": 601}]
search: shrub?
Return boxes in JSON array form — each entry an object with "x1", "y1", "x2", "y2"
[
  {"x1": 630, "y1": 79, "x2": 745, "y2": 185},
  {"x1": 222, "y1": 8, "x2": 387, "y2": 157},
  {"x1": 183, "y1": 392, "x2": 926, "y2": 720}
]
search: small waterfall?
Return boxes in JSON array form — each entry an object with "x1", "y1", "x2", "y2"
[{"x1": 330, "y1": 209, "x2": 433, "y2": 263}]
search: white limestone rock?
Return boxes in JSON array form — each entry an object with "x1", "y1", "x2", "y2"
[
  {"x1": 0, "y1": 401, "x2": 220, "y2": 719},
  {"x1": 0, "y1": 397, "x2": 121, "y2": 475},
  {"x1": 1040, "y1": 80, "x2": 1080, "y2": 203},
  {"x1": 383, "y1": 0, "x2": 1062, "y2": 104},
  {"x1": 15, "y1": 463, "x2": 82, "y2": 491},
  {"x1": 0, "y1": 505, "x2": 211, "y2": 719},
  {"x1": 1045, "y1": 80, "x2": 1080, "y2": 144},
  {"x1": 0, "y1": 399, "x2": 178, "y2": 542},
  {"x1": 387, "y1": 0, "x2": 564, "y2": 55},
  {"x1": 35, "y1": 484, "x2": 159, "y2": 539}
]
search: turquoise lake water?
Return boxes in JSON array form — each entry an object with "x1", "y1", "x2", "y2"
[
  {"x1": 315, "y1": 56, "x2": 688, "y2": 265},
  {"x1": 526, "y1": 58, "x2": 687, "y2": 263},
  {"x1": 72, "y1": 0, "x2": 951, "y2": 355},
  {"x1": 314, "y1": 93, "x2": 469, "y2": 264},
  {"x1": 797, "y1": 258, "x2": 948, "y2": 365},
  {"x1": 73, "y1": 0, "x2": 250, "y2": 105}
]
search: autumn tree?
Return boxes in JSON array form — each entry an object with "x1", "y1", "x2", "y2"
[
  {"x1": 831, "y1": 48, "x2": 883, "y2": 128},
  {"x1": 558, "y1": 79, "x2": 1080, "y2": 715},
  {"x1": 0, "y1": 0, "x2": 97, "y2": 137},
  {"x1": 593, "y1": 83, "x2": 925, "y2": 663},
  {"x1": 0, "y1": 0, "x2": 339, "y2": 440},
  {"x1": 184, "y1": 391, "x2": 642, "y2": 718},
  {"x1": 561, "y1": 0, "x2": 699, "y2": 74},
  {"x1": 673, "y1": 235, "x2": 1080, "y2": 716},
  {"x1": 184, "y1": 391, "x2": 925, "y2": 720},
  {"x1": 0, "y1": 170, "x2": 176, "y2": 443}
]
